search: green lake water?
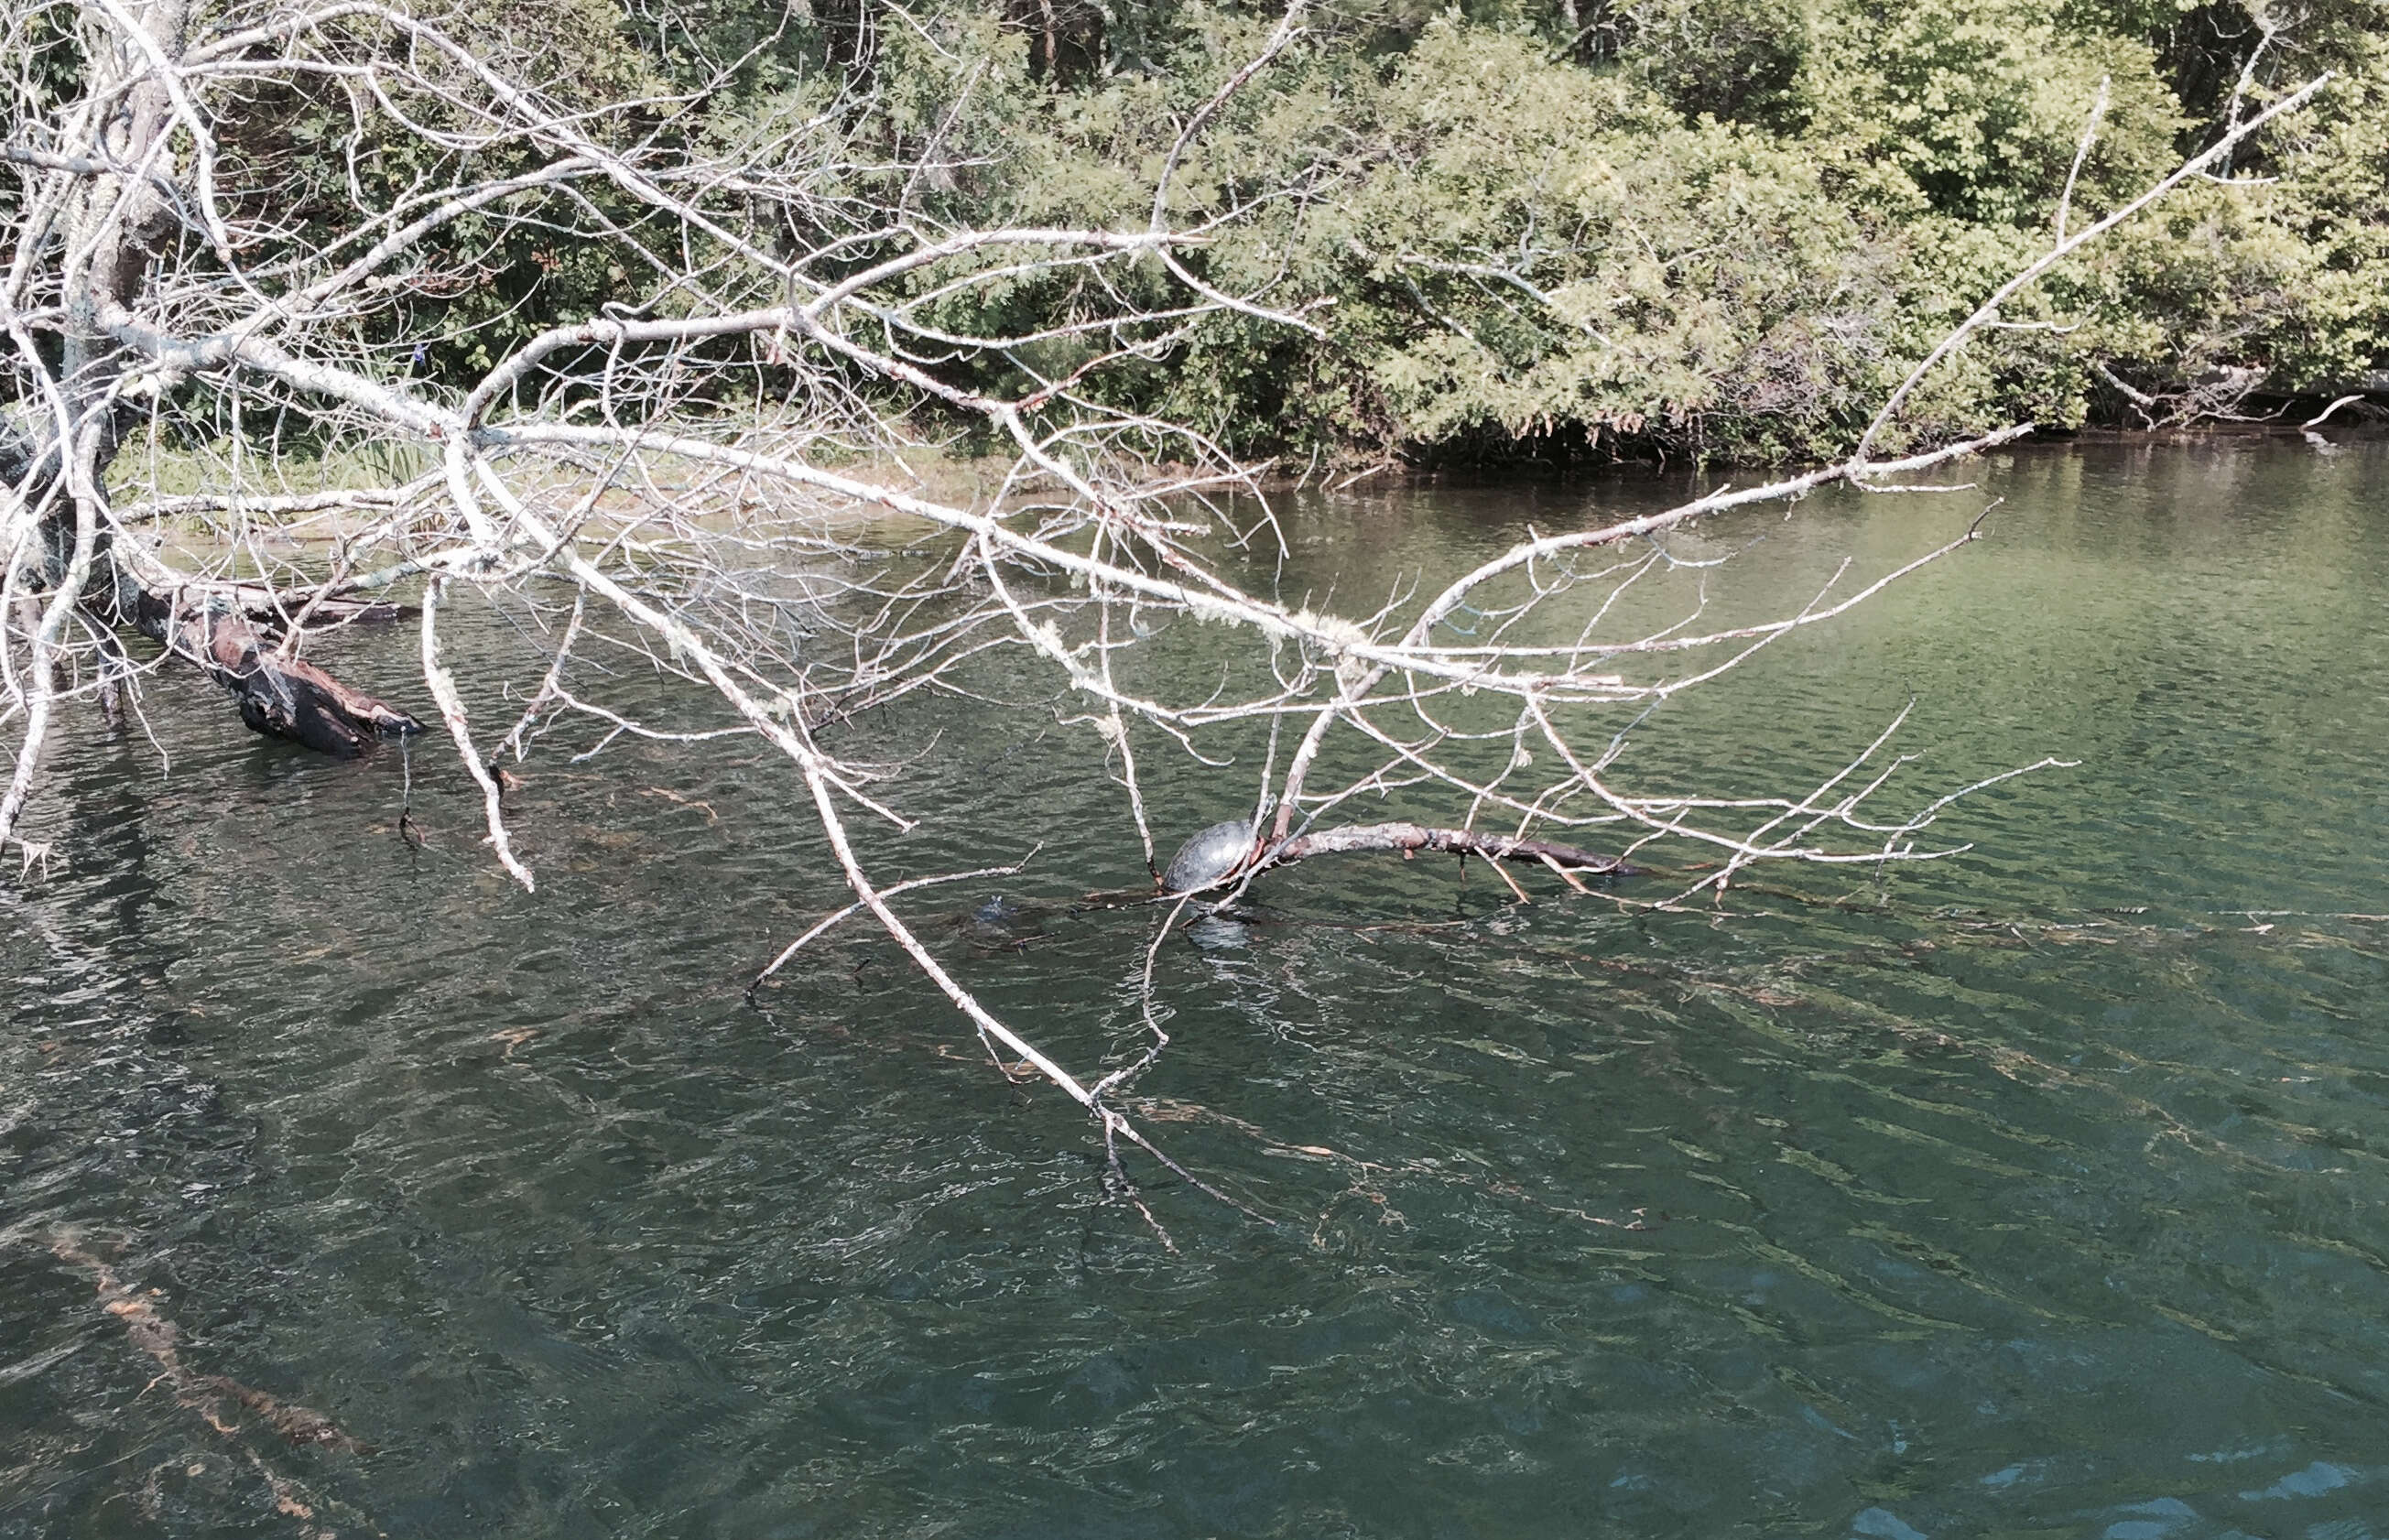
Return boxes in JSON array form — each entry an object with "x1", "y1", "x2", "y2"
[{"x1": 5, "y1": 438, "x2": 2388, "y2": 1538}]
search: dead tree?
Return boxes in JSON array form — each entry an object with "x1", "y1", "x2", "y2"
[{"x1": 0, "y1": 0, "x2": 2329, "y2": 1192}]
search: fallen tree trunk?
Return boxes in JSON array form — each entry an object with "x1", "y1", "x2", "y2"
[
  {"x1": 124, "y1": 588, "x2": 419, "y2": 755},
  {"x1": 1265, "y1": 822, "x2": 1642, "y2": 878}
]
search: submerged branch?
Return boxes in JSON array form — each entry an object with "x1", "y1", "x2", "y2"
[{"x1": 1265, "y1": 822, "x2": 1641, "y2": 880}]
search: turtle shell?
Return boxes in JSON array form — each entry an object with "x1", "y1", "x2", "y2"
[{"x1": 1161, "y1": 819, "x2": 1256, "y2": 893}]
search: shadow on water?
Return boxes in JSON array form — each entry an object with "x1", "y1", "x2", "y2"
[{"x1": 5, "y1": 439, "x2": 2389, "y2": 1538}]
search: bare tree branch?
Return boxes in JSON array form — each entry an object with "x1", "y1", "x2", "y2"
[{"x1": 0, "y1": 0, "x2": 2327, "y2": 1227}]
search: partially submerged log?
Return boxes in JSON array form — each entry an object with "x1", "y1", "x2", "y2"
[
  {"x1": 1266, "y1": 822, "x2": 1642, "y2": 879},
  {"x1": 5, "y1": 410, "x2": 415, "y2": 759},
  {"x1": 126, "y1": 589, "x2": 419, "y2": 754},
  {"x1": 1084, "y1": 821, "x2": 1642, "y2": 906}
]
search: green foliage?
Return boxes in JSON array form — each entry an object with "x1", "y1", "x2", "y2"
[
  {"x1": 809, "y1": 0, "x2": 2388, "y2": 462},
  {"x1": 1796, "y1": 0, "x2": 2188, "y2": 226},
  {"x1": 1609, "y1": 0, "x2": 1810, "y2": 127},
  {"x1": 178, "y1": 0, "x2": 2389, "y2": 463},
  {"x1": 1310, "y1": 27, "x2": 1884, "y2": 455}
]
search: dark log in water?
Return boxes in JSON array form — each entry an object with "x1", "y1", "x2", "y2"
[{"x1": 127, "y1": 589, "x2": 419, "y2": 754}]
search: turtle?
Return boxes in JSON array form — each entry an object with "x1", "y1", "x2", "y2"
[
  {"x1": 954, "y1": 894, "x2": 1048, "y2": 950},
  {"x1": 1161, "y1": 817, "x2": 1262, "y2": 894}
]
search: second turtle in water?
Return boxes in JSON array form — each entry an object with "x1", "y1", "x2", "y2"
[{"x1": 1161, "y1": 818, "x2": 1259, "y2": 894}]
